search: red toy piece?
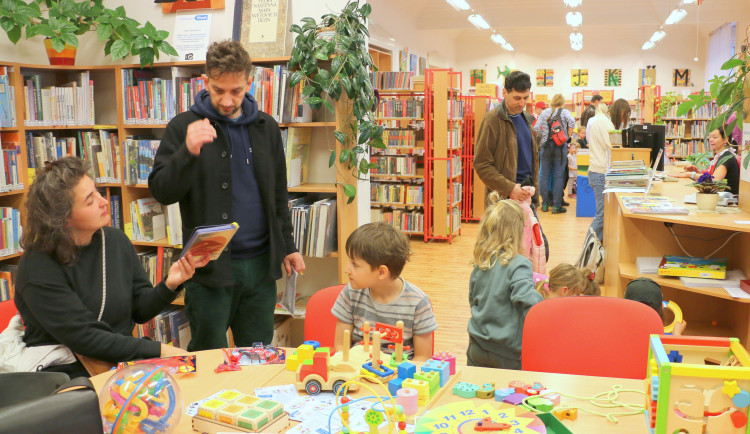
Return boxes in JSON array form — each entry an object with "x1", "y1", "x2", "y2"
[{"x1": 474, "y1": 417, "x2": 511, "y2": 431}]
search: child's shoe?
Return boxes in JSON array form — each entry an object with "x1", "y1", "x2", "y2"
[
  {"x1": 541, "y1": 203, "x2": 549, "y2": 212},
  {"x1": 552, "y1": 206, "x2": 567, "y2": 214}
]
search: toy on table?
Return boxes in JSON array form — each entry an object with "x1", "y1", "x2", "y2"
[
  {"x1": 662, "y1": 300, "x2": 683, "y2": 334},
  {"x1": 215, "y1": 347, "x2": 242, "y2": 373},
  {"x1": 646, "y1": 335, "x2": 750, "y2": 433},
  {"x1": 100, "y1": 364, "x2": 181, "y2": 434},
  {"x1": 330, "y1": 374, "x2": 408, "y2": 434},
  {"x1": 116, "y1": 355, "x2": 196, "y2": 375},
  {"x1": 295, "y1": 341, "x2": 361, "y2": 395},
  {"x1": 231, "y1": 344, "x2": 286, "y2": 365},
  {"x1": 414, "y1": 401, "x2": 546, "y2": 433},
  {"x1": 361, "y1": 331, "x2": 396, "y2": 382},
  {"x1": 474, "y1": 417, "x2": 511, "y2": 431},
  {"x1": 191, "y1": 389, "x2": 289, "y2": 433}
]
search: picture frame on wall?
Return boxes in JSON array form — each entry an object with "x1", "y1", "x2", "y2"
[{"x1": 234, "y1": 0, "x2": 289, "y2": 58}]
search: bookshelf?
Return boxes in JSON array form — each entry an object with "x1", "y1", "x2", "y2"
[
  {"x1": 660, "y1": 100, "x2": 718, "y2": 160},
  {"x1": 0, "y1": 60, "x2": 361, "y2": 329}
]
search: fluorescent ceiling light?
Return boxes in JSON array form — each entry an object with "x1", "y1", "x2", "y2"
[
  {"x1": 665, "y1": 9, "x2": 687, "y2": 25},
  {"x1": 569, "y1": 32, "x2": 582, "y2": 44},
  {"x1": 563, "y1": 0, "x2": 582, "y2": 7},
  {"x1": 681, "y1": 0, "x2": 696, "y2": 4},
  {"x1": 502, "y1": 43, "x2": 514, "y2": 51},
  {"x1": 445, "y1": 0, "x2": 471, "y2": 11},
  {"x1": 467, "y1": 14, "x2": 490, "y2": 30},
  {"x1": 566, "y1": 12, "x2": 582, "y2": 27},
  {"x1": 490, "y1": 34, "x2": 506, "y2": 45},
  {"x1": 642, "y1": 40, "x2": 655, "y2": 50},
  {"x1": 650, "y1": 30, "x2": 666, "y2": 42}
]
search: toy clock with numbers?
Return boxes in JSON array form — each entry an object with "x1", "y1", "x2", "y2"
[{"x1": 415, "y1": 402, "x2": 547, "y2": 434}]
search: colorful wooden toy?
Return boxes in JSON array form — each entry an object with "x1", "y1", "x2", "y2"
[
  {"x1": 191, "y1": 390, "x2": 290, "y2": 433},
  {"x1": 295, "y1": 349, "x2": 360, "y2": 395},
  {"x1": 476, "y1": 382, "x2": 495, "y2": 399},
  {"x1": 453, "y1": 382, "x2": 480, "y2": 399},
  {"x1": 474, "y1": 417, "x2": 511, "y2": 431},
  {"x1": 553, "y1": 408, "x2": 578, "y2": 421},
  {"x1": 421, "y1": 359, "x2": 450, "y2": 387},
  {"x1": 432, "y1": 352, "x2": 456, "y2": 375}
]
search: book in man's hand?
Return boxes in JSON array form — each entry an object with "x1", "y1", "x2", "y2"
[{"x1": 179, "y1": 222, "x2": 239, "y2": 261}]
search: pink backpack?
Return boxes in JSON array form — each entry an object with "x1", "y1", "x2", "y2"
[{"x1": 516, "y1": 186, "x2": 547, "y2": 274}]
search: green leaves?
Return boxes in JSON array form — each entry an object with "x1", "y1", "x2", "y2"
[
  {"x1": 110, "y1": 39, "x2": 129, "y2": 59},
  {"x1": 721, "y1": 58, "x2": 744, "y2": 70}
]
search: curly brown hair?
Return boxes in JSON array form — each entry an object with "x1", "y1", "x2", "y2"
[
  {"x1": 21, "y1": 157, "x2": 90, "y2": 266},
  {"x1": 346, "y1": 222, "x2": 411, "y2": 278},
  {"x1": 205, "y1": 40, "x2": 253, "y2": 80}
]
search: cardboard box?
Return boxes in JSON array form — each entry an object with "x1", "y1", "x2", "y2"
[{"x1": 271, "y1": 316, "x2": 292, "y2": 347}]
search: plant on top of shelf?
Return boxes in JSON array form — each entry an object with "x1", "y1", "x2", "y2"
[
  {"x1": 687, "y1": 171, "x2": 730, "y2": 194},
  {"x1": 675, "y1": 25, "x2": 748, "y2": 136},
  {"x1": 287, "y1": 0, "x2": 384, "y2": 203},
  {"x1": 654, "y1": 91, "x2": 680, "y2": 124},
  {"x1": 0, "y1": 0, "x2": 178, "y2": 67}
]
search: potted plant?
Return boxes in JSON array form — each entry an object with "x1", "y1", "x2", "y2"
[
  {"x1": 287, "y1": 0, "x2": 383, "y2": 202},
  {"x1": 688, "y1": 172, "x2": 730, "y2": 210},
  {"x1": 0, "y1": 0, "x2": 178, "y2": 67}
]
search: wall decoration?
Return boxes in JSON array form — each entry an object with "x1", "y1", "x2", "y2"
[
  {"x1": 536, "y1": 69, "x2": 554, "y2": 87},
  {"x1": 399, "y1": 48, "x2": 408, "y2": 72},
  {"x1": 639, "y1": 66, "x2": 656, "y2": 86},
  {"x1": 162, "y1": 0, "x2": 224, "y2": 14},
  {"x1": 237, "y1": 0, "x2": 287, "y2": 57},
  {"x1": 604, "y1": 69, "x2": 622, "y2": 87},
  {"x1": 571, "y1": 69, "x2": 588, "y2": 87},
  {"x1": 470, "y1": 69, "x2": 486, "y2": 86},
  {"x1": 673, "y1": 69, "x2": 690, "y2": 87}
]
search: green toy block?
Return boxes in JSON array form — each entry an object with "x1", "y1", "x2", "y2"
[
  {"x1": 389, "y1": 352, "x2": 409, "y2": 367},
  {"x1": 415, "y1": 371, "x2": 439, "y2": 396},
  {"x1": 452, "y1": 382, "x2": 480, "y2": 399},
  {"x1": 527, "y1": 397, "x2": 554, "y2": 412}
]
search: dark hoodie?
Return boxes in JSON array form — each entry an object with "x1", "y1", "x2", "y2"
[{"x1": 191, "y1": 90, "x2": 269, "y2": 258}]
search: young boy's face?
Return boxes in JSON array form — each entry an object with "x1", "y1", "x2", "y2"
[
  {"x1": 345, "y1": 256, "x2": 381, "y2": 290},
  {"x1": 579, "y1": 129, "x2": 586, "y2": 139}
]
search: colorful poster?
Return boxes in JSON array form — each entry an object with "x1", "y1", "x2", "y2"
[
  {"x1": 571, "y1": 69, "x2": 588, "y2": 87},
  {"x1": 470, "y1": 69, "x2": 486, "y2": 86},
  {"x1": 536, "y1": 69, "x2": 554, "y2": 87},
  {"x1": 673, "y1": 69, "x2": 690, "y2": 87},
  {"x1": 639, "y1": 66, "x2": 656, "y2": 86},
  {"x1": 605, "y1": 69, "x2": 622, "y2": 86}
]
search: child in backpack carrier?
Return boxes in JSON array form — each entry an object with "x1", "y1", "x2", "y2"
[{"x1": 534, "y1": 263, "x2": 600, "y2": 299}]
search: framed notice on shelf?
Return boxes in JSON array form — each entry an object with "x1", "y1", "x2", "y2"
[{"x1": 236, "y1": 0, "x2": 288, "y2": 58}]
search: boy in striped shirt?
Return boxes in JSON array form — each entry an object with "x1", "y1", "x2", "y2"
[{"x1": 332, "y1": 223, "x2": 437, "y2": 362}]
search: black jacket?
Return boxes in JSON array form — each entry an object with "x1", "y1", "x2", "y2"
[{"x1": 148, "y1": 109, "x2": 296, "y2": 286}]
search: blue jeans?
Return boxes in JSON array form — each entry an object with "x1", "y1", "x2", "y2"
[
  {"x1": 587, "y1": 172, "x2": 606, "y2": 242},
  {"x1": 539, "y1": 142, "x2": 567, "y2": 208}
]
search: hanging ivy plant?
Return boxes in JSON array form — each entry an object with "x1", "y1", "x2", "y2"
[
  {"x1": 287, "y1": 0, "x2": 385, "y2": 203},
  {"x1": 654, "y1": 91, "x2": 680, "y2": 125}
]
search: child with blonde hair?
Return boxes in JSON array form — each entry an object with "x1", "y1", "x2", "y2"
[
  {"x1": 467, "y1": 192, "x2": 543, "y2": 370},
  {"x1": 534, "y1": 264, "x2": 600, "y2": 299}
]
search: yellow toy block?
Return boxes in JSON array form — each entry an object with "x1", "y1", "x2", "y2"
[
  {"x1": 286, "y1": 344, "x2": 315, "y2": 371},
  {"x1": 197, "y1": 398, "x2": 228, "y2": 419},
  {"x1": 403, "y1": 379, "x2": 430, "y2": 405},
  {"x1": 217, "y1": 403, "x2": 246, "y2": 425},
  {"x1": 215, "y1": 389, "x2": 244, "y2": 402},
  {"x1": 236, "y1": 395, "x2": 259, "y2": 406}
]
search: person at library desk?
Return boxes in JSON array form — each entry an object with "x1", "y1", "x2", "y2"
[
  {"x1": 6, "y1": 157, "x2": 207, "y2": 378},
  {"x1": 534, "y1": 93, "x2": 576, "y2": 213},
  {"x1": 149, "y1": 41, "x2": 305, "y2": 351},
  {"x1": 625, "y1": 278, "x2": 686, "y2": 336},
  {"x1": 332, "y1": 223, "x2": 437, "y2": 362},
  {"x1": 585, "y1": 102, "x2": 614, "y2": 243},
  {"x1": 467, "y1": 193, "x2": 543, "y2": 370},
  {"x1": 580, "y1": 94, "x2": 603, "y2": 130},
  {"x1": 670, "y1": 126, "x2": 740, "y2": 195}
]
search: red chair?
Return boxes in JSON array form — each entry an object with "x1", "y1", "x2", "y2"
[
  {"x1": 522, "y1": 296, "x2": 663, "y2": 379},
  {"x1": 303, "y1": 284, "x2": 345, "y2": 349},
  {"x1": 0, "y1": 299, "x2": 17, "y2": 331}
]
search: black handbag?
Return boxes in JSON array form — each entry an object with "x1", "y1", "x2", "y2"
[{"x1": 0, "y1": 372, "x2": 103, "y2": 434}]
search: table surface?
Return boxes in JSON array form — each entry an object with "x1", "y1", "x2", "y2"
[{"x1": 90, "y1": 349, "x2": 650, "y2": 434}]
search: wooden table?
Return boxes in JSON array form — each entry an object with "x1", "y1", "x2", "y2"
[
  {"x1": 602, "y1": 178, "x2": 750, "y2": 345},
  {"x1": 91, "y1": 350, "x2": 649, "y2": 433}
]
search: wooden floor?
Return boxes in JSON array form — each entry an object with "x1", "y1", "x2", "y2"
[{"x1": 401, "y1": 197, "x2": 593, "y2": 365}]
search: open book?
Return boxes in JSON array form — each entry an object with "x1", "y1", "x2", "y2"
[{"x1": 179, "y1": 222, "x2": 239, "y2": 261}]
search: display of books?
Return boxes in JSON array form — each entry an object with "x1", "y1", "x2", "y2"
[
  {"x1": 179, "y1": 223, "x2": 239, "y2": 261},
  {"x1": 657, "y1": 255, "x2": 727, "y2": 280},
  {"x1": 620, "y1": 196, "x2": 689, "y2": 215}
]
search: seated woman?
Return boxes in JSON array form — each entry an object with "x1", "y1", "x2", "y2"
[
  {"x1": 671, "y1": 126, "x2": 740, "y2": 195},
  {"x1": 14, "y1": 157, "x2": 208, "y2": 377}
]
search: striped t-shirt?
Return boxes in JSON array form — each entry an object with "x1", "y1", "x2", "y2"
[{"x1": 331, "y1": 279, "x2": 438, "y2": 359}]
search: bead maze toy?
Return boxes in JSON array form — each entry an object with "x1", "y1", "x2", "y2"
[
  {"x1": 191, "y1": 389, "x2": 290, "y2": 433},
  {"x1": 361, "y1": 331, "x2": 397, "y2": 382},
  {"x1": 646, "y1": 335, "x2": 750, "y2": 433}
]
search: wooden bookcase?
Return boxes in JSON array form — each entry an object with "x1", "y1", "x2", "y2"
[
  {"x1": 0, "y1": 59, "x2": 360, "y2": 307},
  {"x1": 660, "y1": 100, "x2": 718, "y2": 160}
]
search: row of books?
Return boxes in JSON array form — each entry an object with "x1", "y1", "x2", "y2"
[
  {"x1": 0, "y1": 265, "x2": 17, "y2": 302},
  {"x1": 23, "y1": 72, "x2": 94, "y2": 126},
  {"x1": 370, "y1": 183, "x2": 424, "y2": 205},
  {"x1": 620, "y1": 196, "x2": 688, "y2": 215},
  {"x1": 370, "y1": 71, "x2": 416, "y2": 90},
  {"x1": 604, "y1": 160, "x2": 649, "y2": 189},
  {"x1": 448, "y1": 127, "x2": 462, "y2": 150},
  {"x1": 283, "y1": 127, "x2": 311, "y2": 188},
  {"x1": 447, "y1": 100, "x2": 465, "y2": 119},
  {"x1": 135, "y1": 306, "x2": 190, "y2": 350},
  {"x1": 123, "y1": 137, "x2": 159, "y2": 185},
  {"x1": 0, "y1": 207, "x2": 21, "y2": 257},
  {"x1": 664, "y1": 121, "x2": 685, "y2": 139},
  {"x1": 108, "y1": 195, "x2": 123, "y2": 230},
  {"x1": 448, "y1": 155, "x2": 462, "y2": 177},
  {"x1": 0, "y1": 132, "x2": 23, "y2": 192},
  {"x1": 370, "y1": 155, "x2": 419, "y2": 176},
  {"x1": 249, "y1": 65, "x2": 311, "y2": 124},
  {"x1": 0, "y1": 67, "x2": 16, "y2": 127},
  {"x1": 376, "y1": 98, "x2": 424, "y2": 119},
  {"x1": 374, "y1": 146, "x2": 425, "y2": 157},
  {"x1": 447, "y1": 206, "x2": 461, "y2": 236},
  {"x1": 381, "y1": 128, "x2": 423, "y2": 148},
  {"x1": 128, "y1": 197, "x2": 182, "y2": 245},
  {"x1": 370, "y1": 208, "x2": 424, "y2": 234},
  {"x1": 449, "y1": 183, "x2": 463, "y2": 205},
  {"x1": 667, "y1": 139, "x2": 708, "y2": 158},
  {"x1": 689, "y1": 120, "x2": 708, "y2": 138},
  {"x1": 288, "y1": 196, "x2": 337, "y2": 258},
  {"x1": 137, "y1": 247, "x2": 180, "y2": 287},
  {"x1": 122, "y1": 68, "x2": 192, "y2": 125},
  {"x1": 692, "y1": 102, "x2": 719, "y2": 119}
]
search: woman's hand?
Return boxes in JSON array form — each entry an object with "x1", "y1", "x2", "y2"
[
  {"x1": 160, "y1": 343, "x2": 189, "y2": 357},
  {"x1": 685, "y1": 165, "x2": 699, "y2": 173},
  {"x1": 164, "y1": 253, "x2": 209, "y2": 291}
]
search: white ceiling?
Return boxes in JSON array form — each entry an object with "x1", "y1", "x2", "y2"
[{"x1": 370, "y1": 0, "x2": 749, "y2": 51}]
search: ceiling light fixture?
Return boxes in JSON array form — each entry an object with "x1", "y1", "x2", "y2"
[
  {"x1": 467, "y1": 14, "x2": 491, "y2": 30},
  {"x1": 681, "y1": 0, "x2": 696, "y2": 4},
  {"x1": 502, "y1": 43, "x2": 514, "y2": 51},
  {"x1": 665, "y1": 9, "x2": 687, "y2": 25},
  {"x1": 570, "y1": 32, "x2": 583, "y2": 50},
  {"x1": 445, "y1": 0, "x2": 471, "y2": 11},
  {"x1": 642, "y1": 41, "x2": 655, "y2": 50},
  {"x1": 650, "y1": 30, "x2": 666, "y2": 42},
  {"x1": 563, "y1": 0, "x2": 582, "y2": 7},
  {"x1": 490, "y1": 34, "x2": 506, "y2": 45},
  {"x1": 566, "y1": 12, "x2": 583, "y2": 27}
]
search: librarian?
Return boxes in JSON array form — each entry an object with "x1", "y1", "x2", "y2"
[
  {"x1": 10, "y1": 157, "x2": 207, "y2": 378},
  {"x1": 149, "y1": 41, "x2": 305, "y2": 351}
]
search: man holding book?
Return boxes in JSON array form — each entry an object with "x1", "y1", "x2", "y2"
[{"x1": 149, "y1": 41, "x2": 305, "y2": 351}]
